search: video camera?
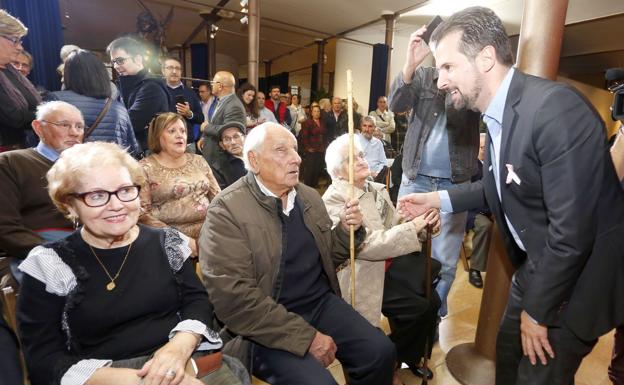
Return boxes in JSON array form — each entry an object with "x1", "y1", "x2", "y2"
[{"x1": 606, "y1": 68, "x2": 624, "y2": 121}]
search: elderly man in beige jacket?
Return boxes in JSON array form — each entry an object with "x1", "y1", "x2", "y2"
[{"x1": 322, "y1": 133, "x2": 441, "y2": 383}]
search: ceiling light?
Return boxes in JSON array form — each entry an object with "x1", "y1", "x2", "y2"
[
  {"x1": 240, "y1": 0, "x2": 248, "y2": 7},
  {"x1": 240, "y1": 15, "x2": 248, "y2": 24}
]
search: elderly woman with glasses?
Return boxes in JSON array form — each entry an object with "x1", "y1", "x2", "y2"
[
  {"x1": 139, "y1": 112, "x2": 221, "y2": 256},
  {"x1": 0, "y1": 10, "x2": 41, "y2": 151},
  {"x1": 322, "y1": 134, "x2": 442, "y2": 384},
  {"x1": 17, "y1": 142, "x2": 248, "y2": 385}
]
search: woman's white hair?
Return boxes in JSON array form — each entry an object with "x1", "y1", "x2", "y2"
[
  {"x1": 243, "y1": 122, "x2": 295, "y2": 171},
  {"x1": 325, "y1": 133, "x2": 363, "y2": 181}
]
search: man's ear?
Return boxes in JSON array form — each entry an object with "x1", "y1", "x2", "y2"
[
  {"x1": 218, "y1": 141, "x2": 226, "y2": 151},
  {"x1": 247, "y1": 150, "x2": 259, "y2": 173},
  {"x1": 31, "y1": 120, "x2": 44, "y2": 141},
  {"x1": 133, "y1": 54, "x2": 144, "y2": 66},
  {"x1": 477, "y1": 45, "x2": 496, "y2": 73}
]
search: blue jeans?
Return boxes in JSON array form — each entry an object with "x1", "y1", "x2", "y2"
[{"x1": 398, "y1": 174, "x2": 467, "y2": 317}]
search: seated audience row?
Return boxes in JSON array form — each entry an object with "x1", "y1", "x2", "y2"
[{"x1": 17, "y1": 141, "x2": 248, "y2": 385}]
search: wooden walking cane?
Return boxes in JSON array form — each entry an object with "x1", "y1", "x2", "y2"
[
  {"x1": 422, "y1": 224, "x2": 433, "y2": 385},
  {"x1": 346, "y1": 69, "x2": 356, "y2": 306}
]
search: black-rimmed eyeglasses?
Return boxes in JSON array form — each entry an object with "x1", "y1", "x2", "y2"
[
  {"x1": 72, "y1": 185, "x2": 141, "y2": 207},
  {"x1": 111, "y1": 56, "x2": 132, "y2": 66}
]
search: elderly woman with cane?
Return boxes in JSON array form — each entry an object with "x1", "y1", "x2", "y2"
[{"x1": 322, "y1": 134, "x2": 441, "y2": 384}]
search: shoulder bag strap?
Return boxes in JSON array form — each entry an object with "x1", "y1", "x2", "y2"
[{"x1": 84, "y1": 97, "x2": 113, "y2": 139}]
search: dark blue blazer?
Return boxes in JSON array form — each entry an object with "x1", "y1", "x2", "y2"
[{"x1": 448, "y1": 70, "x2": 624, "y2": 340}]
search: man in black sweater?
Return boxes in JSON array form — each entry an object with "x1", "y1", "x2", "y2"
[{"x1": 107, "y1": 37, "x2": 171, "y2": 152}]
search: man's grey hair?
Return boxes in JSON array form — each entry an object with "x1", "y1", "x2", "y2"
[
  {"x1": 360, "y1": 115, "x2": 376, "y2": 128},
  {"x1": 242, "y1": 122, "x2": 295, "y2": 172},
  {"x1": 430, "y1": 6, "x2": 513, "y2": 67},
  {"x1": 60, "y1": 44, "x2": 80, "y2": 62},
  {"x1": 325, "y1": 133, "x2": 363, "y2": 181},
  {"x1": 36, "y1": 101, "x2": 83, "y2": 122}
]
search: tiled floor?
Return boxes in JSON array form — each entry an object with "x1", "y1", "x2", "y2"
[{"x1": 253, "y1": 263, "x2": 615, "y2": 384}]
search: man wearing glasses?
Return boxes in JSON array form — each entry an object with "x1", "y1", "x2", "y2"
[
  {"x1": 107, "y1": 37, "x2": 171, "y2": 153},
  {"x1": 212, "y1": 121, "x2": 247, "y2": 189},
  {"x1": 200, "y1": 71, "x2": 245, "y2": 167},
  {"x1": 162, "y1": 57, "x2": 204, "y2": 143},
  {"x1": 0, "y1": 101, "x2": 84, "y2": 285}
]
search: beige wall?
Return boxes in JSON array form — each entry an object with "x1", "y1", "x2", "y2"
[
  {"x1": 558, "y1": 76, "x2": 620, "y2": 137},
  {"x1": 333, "y1": 39, "x2": 372, "y2": 114}
]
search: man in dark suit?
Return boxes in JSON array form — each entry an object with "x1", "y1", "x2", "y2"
[
  {"x1": 398, "y1": 6, "x2": 624, "y2": 385},
  {"x1": 200, "y1": 70, "x2": 245, "y2": 167}
]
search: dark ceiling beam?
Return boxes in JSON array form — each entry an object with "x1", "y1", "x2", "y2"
[
  {"x1": 392, "y1": 0, "x2": 432, "y2": 17},
  {"x1": 144, "y1": 0, "x2": 198, "y2": 12},
  {"x1": 267, "y1": 17, "x2": 381, "y2": 62},
  {"x1": 183, "y1": 2, "x2": 335, "y2": 38},
  {"x1": 218, "y1": 28, "x2": 302, "y2": 48},
  {"x1": 560, "y1": 47, "x2": 624, "y2": 59},
  {"x1": 181, "y1": 0, "x2": 230, "y2": 46},
  {"x1": 183, "y1": 21, "x2": 208, "y2": 46}
]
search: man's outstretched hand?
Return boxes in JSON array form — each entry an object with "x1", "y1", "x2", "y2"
[{"x1": 397, "y1": 192, "x2": 441, "y2": 220}]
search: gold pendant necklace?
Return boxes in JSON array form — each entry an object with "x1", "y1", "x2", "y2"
[{"x1": 88, "y1": 242, "x2": 133, "y2": 291}]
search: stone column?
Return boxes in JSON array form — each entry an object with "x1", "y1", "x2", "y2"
[
  {"x1": 516, "y1": 0, "x2": 569, "y2": 80},
  {"x1": 315, "y1": 39, "x2": 325, "y2": 91},
  {"x1": 247, "y1": 0, "x2": 259, "y2": 87},
  {"x1": 381, "y1": 12, "x2": 395, "y2": 95}
]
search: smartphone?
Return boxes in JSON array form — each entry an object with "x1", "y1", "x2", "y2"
[
  {"x1": 175, "y1": 95, "x2": 186, "y2": 105},
  {"x1": 421, "y1": 15, "x2": 443, "y2": 45}
]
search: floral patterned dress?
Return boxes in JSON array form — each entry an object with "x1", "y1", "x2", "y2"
[{"x1": 140, "y1": 153, "x2": 221, "y2": 239}]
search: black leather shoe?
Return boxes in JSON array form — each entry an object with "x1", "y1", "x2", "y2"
[
  {"x1": 469, "y1": 269, "x2": 483, "y2": 288},
  {"x1": 409, "y1": 364, "x2": 434, "y2": 380}
]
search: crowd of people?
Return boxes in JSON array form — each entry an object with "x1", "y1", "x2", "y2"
[{"x1": 1, "y1": 5, "x2": 624, "y2": 385}]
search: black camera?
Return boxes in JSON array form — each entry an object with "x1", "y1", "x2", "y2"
[{"x1": 606, "y1": 68, "x2": 624, "y2": 121}]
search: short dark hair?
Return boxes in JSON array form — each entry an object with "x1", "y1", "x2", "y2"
[
  {"x1": 237, "y1": 82, "x2": 258, "y2": 118},
  {"x1": 430, "y1": 6, "x2": 513, "y2": 66},
  {"x1": 106, "y1": 36, "x2": 144, "y2": 57},
  {"x1": 269, "y1": 85, "x2": 280, "y2": 93},
  {"x1": 63, "y1": 49, "x2": 112, "y2": 99},
  {"x1": 162, "y1": 56, "x2": 181, "y2": 66}
]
